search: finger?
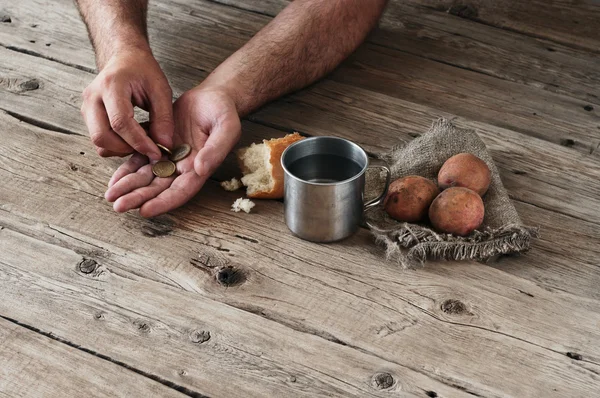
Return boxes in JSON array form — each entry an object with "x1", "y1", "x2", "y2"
[
  {"x1": 107, "y1": 153, "x2": 149, "y2": 188},
  {"x1": 148, "y1": 84, "x2": 174, "y2": 149},
  {"x1": 103, "y1": 88, "x2": 162, "y2": 161},
  {"x1": 105, "y1": 163, "x2": 154, "y2": 202},
  {"x1": 82, "y1": 97, "x2": 132, "y2": 155},
  {"x1": 113, "y1": 175, "x2": 175, "y2": 213},
  {"x1": 139, "y1": 171, "x2": 206, "y2": 218},
  {"x1": 194, "y1": 117, "x2": 241, "y2": 178}
]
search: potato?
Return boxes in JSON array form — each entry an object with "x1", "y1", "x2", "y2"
[
  {"x1": 428, "y1": 187, "x2": 484, "y2": 236},
  {"x1": 384, "y1": 176, "x2": 440, "y2": 222},
  {"x1": 438, "y1": 153, "x2": 491, "y2": 196}
]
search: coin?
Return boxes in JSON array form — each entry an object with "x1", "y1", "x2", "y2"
[
  {"x1": 152, "y1": 160, "x2": 177, "y2": 178},
  {"x1": 156, "y1": 143, "x2": 172, "y2": 155},
  {"x1": 170, "y1": 144, "x2": 192, "y2": 162}
]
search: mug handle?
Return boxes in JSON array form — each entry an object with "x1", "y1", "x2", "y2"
[{"x1": 364, "y1": 158, "x2": 391, "y2": 210}]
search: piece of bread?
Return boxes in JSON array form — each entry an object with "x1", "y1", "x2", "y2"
[
  {"x1": 221, "y1": 177, "x2": 243, "y2": 192},
  {"x1": 231, "y1": 198, "x2": 255, "y2": 213},
  {"x1": 237, "y1": 133, "x2": 304, "y2": 199}
]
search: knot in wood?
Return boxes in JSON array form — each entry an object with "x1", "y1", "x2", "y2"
[
  {"x1": 216, "y1": 266, "x2": 245, "y2": 286},
  {"x1": 441, "y1": 299, "x2": 467, "y2": 315},
  {"x1": 426, "y1": 391, "x2": 438, "y2": 397},
  {"x1": 140, "y1": 216, "x2": 174, "y2": 237},
  {"x1": 566, "y1": 352, "x2": 583, "y2": 360},
  {"x1": 448, "y1": 4, "x2": 478, "y2": 19},
  {"x1": 583, "y1": 105, "x2": 594, "y2": 112},
  {"x1": 372, "y1": 372, "x2": 394, "y2": 389},
  {"x1": 19, "y1": 79, "x2": 39, "y2": 91},
  {"x1": 78, "y1": 258, "x2": 98, "y2": 274},
  {"x1": 134, "y1": 320, "x2": 151, "y2": 333},
  {"x1": 560, "y1": 138, "x2": 575, "y2": 147},
  {"x1": 189, "y1": 330, "x2": 211, "y2": 344}
]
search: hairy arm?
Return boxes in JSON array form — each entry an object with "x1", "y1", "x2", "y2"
[
  {"x1": 75, "y1": 0, "x2": 150, "y2": 69},
  {"x1": 201, "y1": 0, "x2": 388, "y2": 116}
]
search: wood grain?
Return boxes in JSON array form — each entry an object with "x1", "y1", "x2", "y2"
[
  {"x1": 2, "y1": 111, "x2": 600, "y2": 397},
  {"x1": 208, "y1": 0, "x2": 600, "y2": 53},
  {"x1": 1, "y1": 0, "x2": 599, "y2": 156},
  {"x1": 0, "y1": 318, "x2": 183, "y2": 397}
]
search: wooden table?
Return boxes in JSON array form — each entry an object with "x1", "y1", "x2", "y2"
[{"x1": 1, "y1": 1, "x2": 599, "y2": 397}]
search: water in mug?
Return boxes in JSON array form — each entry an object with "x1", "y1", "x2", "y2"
[{"x1": 287, "y1": 154, "x2": 363, "y2": 183}]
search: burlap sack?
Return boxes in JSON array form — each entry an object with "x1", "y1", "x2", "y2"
[{"x1": 365, "y1": 118, "x2": 538, "y2": 268}]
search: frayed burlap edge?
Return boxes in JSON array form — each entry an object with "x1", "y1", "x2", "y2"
[{"x1": 369, "y1": 222, "x2": 539, "y2": 269}]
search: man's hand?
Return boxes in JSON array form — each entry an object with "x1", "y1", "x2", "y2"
[
  {"x1": 104, "y1": 87, "x2": 241, "y2": 218},
  {"x1": 81, "y1": 48, "x2": 173, "y2": 160}
]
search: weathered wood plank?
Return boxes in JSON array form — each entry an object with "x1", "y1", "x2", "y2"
[
  {"x1": 0, "y1": 225, "x2": 473, "y2": 398},
  {"x1": 208, "y1": 0, "x2": 600, "y2": 54},
  {"x1": 2, "y1": 111, "x2": 600, "y2": 397},
  {"x1": 404, "y1": 0, "x2": 600, "y2": 53},
  {"x1": 2, "y1": 0, "x2": 599, "y2": 156},
  {"x1": 2, "y1": 44, "x2": 600, "y2": 305},
  {"x1": 0, "y1": 318, "x2": 184, "y2": 397},
  {"x1": 2, "y1": 45, "x2": 599, "y2": 225}
]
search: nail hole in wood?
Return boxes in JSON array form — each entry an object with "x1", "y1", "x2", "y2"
[
  {"x1": 79, "y1": 151, "x2": 85, "y2": 155},
  {"x1": 30, "y1": 24, "x2": 38, "y2": 28},
  {"x1": 441, "y1": 299, "x2": 468, "y2": 315},
  {"x1": 289, "y1": 376, "x2": 297, "y2": 383},
  {"x1": 1, "y1": 16, "x2": 11, "y2": 23},
  {"x1": 94, "y1": 312, "x2": 104, "y2": 320},
  {"x1": 189, "y1": 330, "x2": 211, "y2": 344},
  {"x1": 560, "y1": 138, "x2": 575, "y2": 147},
  {"x1": 583, "y1": 105, "x2": 594, "y2": 112},
  {"x1": 513, "y1": 170, "x2": 527, "y2": 175},
  {"x1": 566, "y1": 352, "x2": 582, "y2": 360},
  {"x1": 29, "y1": 40, "x2": 35, "y2": 43},
  {"x1": 426, "y1": 391, "x2": 438, "y2": 398},
  {"x1": 372, "y1": 372, "x2": 394, "y2": 389},
  {"x1": 78, "y1": 258, "x2": 98, "y2": 274},
  {"x1": 546, "y1": 47, "x2": 556, "y2": 52},
  {"x1": 217, "y1": 266, "x2": 246, "y2": 286},
  {"x1": 45, "y1": 43, "x2": 51, "y2": 46},
  {"x1": 408, "y1": 132, "x2": 420, "y2": 138},
  {"x1": 177, "y1": 369, "x2": 187, "y2": 376}
]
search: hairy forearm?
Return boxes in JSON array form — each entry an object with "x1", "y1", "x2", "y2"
[
  {"x1": 75, "y1": 0, "x2": 150, "y2": 69},
  {"x1": 201, "y1": 0, "x2": 387, "y2": 116}
]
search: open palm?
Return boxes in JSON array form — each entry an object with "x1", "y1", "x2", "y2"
[{"x1": 104, "y1": 87, "x2": 241, "y2": 218}]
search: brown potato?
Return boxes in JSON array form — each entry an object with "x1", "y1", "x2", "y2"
[
  {"x1": 428, "y1": 187, "x2": 484, "y2": 236},
  {"x1": 438, "y1": 153, "x2": 491, "y2": 196},
  {"x1": 384, "y1": 176, "x2": 440, "y2": 222}
]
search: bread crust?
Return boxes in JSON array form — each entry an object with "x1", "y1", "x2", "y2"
[{"x1": 237, "y1": 133, "x2": 304, "y2": 199}]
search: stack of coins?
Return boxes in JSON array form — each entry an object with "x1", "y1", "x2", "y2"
[{"x1": 152, "y1": 143, "x2": 192, "y2": 178}]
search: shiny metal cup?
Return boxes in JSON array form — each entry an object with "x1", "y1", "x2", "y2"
[{"x1": 281, "y1": 137, "x2": 391, "y2": 242}]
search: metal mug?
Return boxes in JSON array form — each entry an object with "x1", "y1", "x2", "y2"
[{"x1": 281, "y1": 136, "x2": 391, "y2": 242}]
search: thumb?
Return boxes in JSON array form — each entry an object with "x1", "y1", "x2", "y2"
[
  {"x1": 148, "y1": 84, "x2": 174, "y2": 149},
  {"x1": 194, "y1": 117, "x2": 241, "y2": 178}
]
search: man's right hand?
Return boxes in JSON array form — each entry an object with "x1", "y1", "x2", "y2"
[{"x1": 80, "y1": 48, "x2": 174, "y2": 161}]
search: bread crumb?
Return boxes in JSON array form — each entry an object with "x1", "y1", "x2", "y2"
[
  {"x1": 231, "y1": 198, "x2": 255, "y2": 213},
  {"x1": 221, "y1": 177, "x2": 243, "y2": 191}
]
